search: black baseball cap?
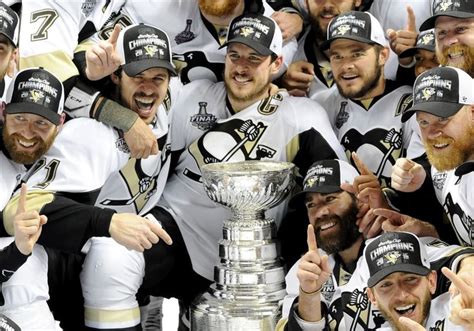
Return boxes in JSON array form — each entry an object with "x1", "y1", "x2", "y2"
[
  {"x1": 320, "y1": 11, "x2": 387, "y2": 51},
  {"x1": 420, "y1": 0, "x2": 474, "y2": 31},
  {"x1": 0, "y1": 3, "x2": 19, "y2": 47},
  {"x1": 399, "y1": 29, "x2": 436, "y2": 58},
  {"x1": 5, "y1": 68, "x2": 64, "y2": 125},
  {"x1": 116, "y1": 23, "x2": 177, "y2": 77},
  {"x1": 366, "y1": 232, "x2": 431, "y2": 288},
  {"x1": 289, "y1": 159, "x2": 359, "y2": 208},
  {"x1": 220, "y1": 13, "x2": 283, "y2": 57},
  {"x1": 402, "y1": 66, "x2": 474, "y2": 122}
]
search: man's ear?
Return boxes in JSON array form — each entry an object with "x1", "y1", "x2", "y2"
[
  {"x1": 366, "y1": 287, "x2": 378, "y2": 306},
  {"x1": 58, "y1": 113, "x2": 66, "y2": 126},
  {"x1": 111, "y1": 72, "x2": 120, "y2": 85},
  {"x1": 378, "y1": 46, "x2": 390, "y2": 66},
  {"x1": 270, "y1": 55, "x2": 284, "y2": 75},
  {"x1": 427, "y1": 270, "x2": 437, "y2": 295},
  {"x1": 0, "y1": 101, "x2": 6, "y2": 119}
]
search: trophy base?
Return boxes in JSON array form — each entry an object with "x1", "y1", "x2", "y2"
[{"x1": 191, "y1": 287, "x2": 282, "y2": 330}]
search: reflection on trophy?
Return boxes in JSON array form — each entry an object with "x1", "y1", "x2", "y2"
[{"x1": 191, "y1": 161, "x2": 295, "y2": 330}]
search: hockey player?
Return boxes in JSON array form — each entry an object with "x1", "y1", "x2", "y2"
[
  {"x1": 0, "y1": 2, "x2": 17, "y2": 102},
  {"x1": 365, "y1": 232, "x2": 473, "y2": 331},
  {"x1": 389, "y1": 66, "x2": 474, "y2": 248},
  {"x1": 419, "y1": 0, "x2": 474, "y2": 77},
  {"x1": 84, "y1": 0, "x2": 300, "y2": 84},
  {"x1": 277, "y1": 158, "x2": 474, "y2": 329},
  {"x1": 79, "y1": 12, "x2": 346, "y2": 330},
  {"x1": 316, "y1": 11, "x2": 424, "y2": 187},
  {"x1": 280, "y1": 0, "x2": 362, "y2": 98}
]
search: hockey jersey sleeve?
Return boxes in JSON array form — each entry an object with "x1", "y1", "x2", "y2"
[{"x1": 0, "y1": 241, "x2": 29, "y2": 284}]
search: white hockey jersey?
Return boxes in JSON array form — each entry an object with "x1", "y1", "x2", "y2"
[
  {"x1": 97, "y1": 0, "x2": 297, "y2": 83},
  {"x1": 18, "y1": 0, "x2": 115, "y2": 81},
  {"x1": 316, "y1": 81, "x2": 425, "y2": 187},
  {"x1": 431, "y1": 161, "x2": 474, "y2": 247},
  {"x1": 160, "y1": 79, "x2": 346, "y2": 280},
  {"x1": 282, "y1": 237, "x2": 473, "y2": 330}
]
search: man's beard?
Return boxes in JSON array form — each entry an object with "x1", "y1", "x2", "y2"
[
  {"x1": 308, "y1": 1, "x2": 356, "y2": 41},
  {"x1": 437, "y1": 44, "x2": 474, "y2": 77},
  {"x1": 2, "y1": 128, "x2": 57, "y2": 164},
  {"x1": 199, "y1": 0, "x2": 240, "y2": 17},
  {"x1": 378, "y1": 288, "x2": 431, "y2": 331},
  {"x1": 424, "y1": 125, "x2": 474, "y2": 171},
  {"x1": 224, "y1": 74, "x2": 272, "y2": 104},
  {"x1": 336, "y1": 61, "x2": 383, "y2": 99},
  {"x1": 315, "y1": 198, "x2": 361, "y2": 255}
]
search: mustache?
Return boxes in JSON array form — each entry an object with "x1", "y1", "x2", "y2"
[
  {"x1": 10, "y1": 133, "x2": 41, "y2": 144},
  {"x1": 425, "y1": 136, "x2": 453, "y2": 145}
]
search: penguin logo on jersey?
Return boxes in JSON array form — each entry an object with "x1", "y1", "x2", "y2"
[
  {"x1": 175, "y1": 19, "x2": 196, "y2": 44},
  {"x1": 443, "y1": 193, "x2": 473, "y2": 246},
  {"x1": 30, "y1": 90, "x2": 44, "y2": 103},
  {"x1": 188, "y1": 119, "x2": 274, "y2": 170},
  {"x1": 422, "y1": 87, "x2": 436, "y2": 101},
  {"x1": 342, "y1": 128, "x2": 403, "y2": 181},
  {"x1": 173, "y1": 51, "x2": 224, "y2": 84},
  {"x1": 190, "y1": 102, "x2": 217, "y2": 130},
  {"x1": 342, "y1": 289, "x2": 371, "y2": 331},
  {"x1": 336, "y1": 24, "x2": 351, "y2": 36}
]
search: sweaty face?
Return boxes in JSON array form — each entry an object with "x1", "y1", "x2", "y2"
[
  {"x1": 224, "y1": 43, "x2": 278, "y2": 109},
  {"x1": 199, "y1": 0, "x2": 240, "y2": 17},
  {"x1": 417, "y1": 108, "x2": 474, "y2": 171},
  {"x1": 3, "y1": 114, "x2": 58, "y2": 164},
  {"x1": 435, "y1": 17, "x2": 474, "y2": 76},
  {"x1": 307, "y1": 0, "x2": 358, "y2": 40},
  {"x1": 330, "y1": 39, "x2": 386, "y2": 100},
  {"x1": 115, "y1": 67, "x2": 170, "y2": 125},
  {"x1": 305, "y1": 191, "x2": 361, "y2": 255},
  {"x1": 369, "y1": 272, "x2": 436, "y2": 331}
]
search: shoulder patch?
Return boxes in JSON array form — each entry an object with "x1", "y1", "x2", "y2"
[{"x1": 396, "y1": 93, "x2": 413, "y2": 117}]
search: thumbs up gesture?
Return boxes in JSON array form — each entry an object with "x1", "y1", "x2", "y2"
[
  {"x1": 85, "y1": 24, "x2": 122, "y2": 81},
  {"x1": 13, "y1": 184, "x2": 47, "y2": 255}
]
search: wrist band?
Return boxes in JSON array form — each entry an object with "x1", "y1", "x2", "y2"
[
  {"x1": 300, "y1": 285, "x2": 322, "y2": 295},
  {"x1": 95, "y1": 98, "x2": 139, "y2": 132}
]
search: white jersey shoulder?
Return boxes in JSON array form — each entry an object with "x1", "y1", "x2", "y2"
[
  {"x1": 23, "y1": 118, "x2": 129, "y2": 194},
  {"x1": 431, "y1": 162, "x2": 474, "y2": 246}
]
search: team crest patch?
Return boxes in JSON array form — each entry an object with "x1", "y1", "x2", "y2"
[
  {"x1": 175, "y1": 19, "x2": 196, "y2": 44},
  {"x1": 397, "y1": 93, "x2": 413, "y2": 117},
  {"x1": 420, "y1": 33, "x2": 434, "y2": 45},
  {"x1": 336, "y1": 24, "x2": 351, "y2": 36},
  {"x1": 190, "y1": 102, "x2": 217, "y2": 130},
  {"x1": 81, "y1": 0, "x2": 96, "y2": 17},
  {"x1": 432, "y1": 171, "x2": 447, "y2": 190},
  {"x1": 335, "y1": 101, "x2": 349, "y2": 129},
  {"x1": 115, "y1": 137, "x2": 130, "y2": 153},
  {"x1": 437, "y1": 0, "x2": 453, "y2": 12}
]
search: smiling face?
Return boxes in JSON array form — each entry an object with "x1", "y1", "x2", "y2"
[
  {"x1": 414, "y1": 49, "x2": 439, "y2": 76},
  {"x1": 224, "y1": 43, "x2": 282, "y2": 111},
  {"x1": 2, "y1": 113, "x2": 58, "y2": 164},
  {"x1": 0, "y1": 34, "x2": 15, "y2": 80},
  {"x1": 416, "y1": 106, "x2": 474, "y2": 171},
  {"x1": 306, "y1": 0, "x2": 360, "y2": 41},
  {"x1": 367, "y1": 271, "x2": 436, "y2": 331},
  {"x1": 329, "y1": 39, "x2": 388, "y2": 100},
  {"x1": 113, "y1": 67, "x2": 170, "y2": 125},
  {"x1": 305, "y1": 190, "x2": 360, "y2": 254},
  {"x1": 435, "y1": 16, "x2": 474, "y2": 76}
]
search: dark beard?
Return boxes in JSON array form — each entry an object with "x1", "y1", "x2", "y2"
[
  {"x1": 336, "y1": 62, "x2": 383, "y2": 99},
  {"x1": 2, "y1": 128, "x2": 56, "y2": 165},
  {"x1": 316, "y1": 198, "x2": 361, "y2": 255}
]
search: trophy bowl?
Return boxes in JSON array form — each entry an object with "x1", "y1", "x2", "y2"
[{"x1": 201, "y1": 161, "x2": 295, "y2": 218}]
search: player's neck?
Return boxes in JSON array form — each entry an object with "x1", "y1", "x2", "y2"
[
  {"x1": 353, "y1": 76, "x2": 386, "y2": 102},
  {"x1": 229, "y1": 84, "x2": 279, "y2": 113},
  {"x1": 337, "y1": 235, "x2": 364, "y2": 268}
]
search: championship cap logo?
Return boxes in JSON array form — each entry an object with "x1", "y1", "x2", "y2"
[
  {"x1": 439, "y1": 0, "x2": 454, "y2": 11},
  {"x1": 240, "y1": 26, "x2": 255, "y2": 37},
  {"x1": 383, "y1": 251, "x2": 401, "y2": 265},
  {"x1": 421, "y1": 87, "x2": 436, "y2": 101},
  {"x1": 420, "y1": 33, "x2": 434, "y2": 45},
  {"x1": 336, "y1": 24, "x2": 351, "y2": 36}
]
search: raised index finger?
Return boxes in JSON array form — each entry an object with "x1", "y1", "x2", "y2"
[
  {"x1": 406, "y1": 5, "x2": 417, "y2": 32},
  {"x1": 107, "y1": 24, "x2": 122, "y2": 46},
  {"x1": 442, "y1": 267, "x2": 472, "y2": 293},
  {"x1": 307, "y1": 224, "x2": 318, "y2": 252},
  {"x1": 16, "y1": 183, "x2": 27, "y2": 215},
  {"x1": 352, "y1": 152, "x2": 372, "y2": 176}
]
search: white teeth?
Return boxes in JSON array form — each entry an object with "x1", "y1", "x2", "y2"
[
  {"x1": 19, "y1": 140, "x2": 34, "y2": 147},
  {"x1": 448, "y1": 52, "x2": 463, "y2": 59},
  {"x1": 342, "y1": 74, "x2": 357, "y2": 79},
  {"x1": 434, "y1": 143, "x2": 448, "y2": 148},
  {"x1": 135, "y1": 96, "x2": 154, "y2": 103},
  {"x1": 234, "y1": 76, "x2": 250, "y2": 83},
  {"x1": 320, "y1": 222, "x2": 335, "y2": 230},
  {"x1": 135, "y1": 97, "x2": 154, "y2": 110},
  {"x1": 395, "y1": 304, "x2": 415, "y2": 314}
]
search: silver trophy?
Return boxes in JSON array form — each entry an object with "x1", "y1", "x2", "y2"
[{"x1": 191, "y1": 160, "x2": 295, "y2": 330}]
